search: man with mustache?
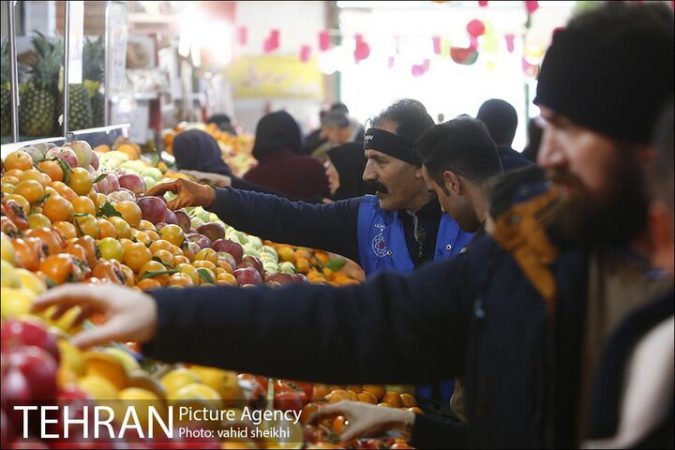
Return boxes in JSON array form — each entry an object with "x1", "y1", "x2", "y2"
[
  {"x1": 147, "y1": 98, "x2": 474, "y2": 279},
  {"x1": 35, "y1": 2, "x2": 673, "y2": 448}
]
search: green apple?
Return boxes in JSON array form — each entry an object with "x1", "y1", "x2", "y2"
[{"x1": 279, "y1": 262, "x2": 296, "y2": 274}]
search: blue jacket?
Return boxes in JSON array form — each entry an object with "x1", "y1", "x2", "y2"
[{"x1": 144, "y1": 236, "x2": 590, "y2": 448}]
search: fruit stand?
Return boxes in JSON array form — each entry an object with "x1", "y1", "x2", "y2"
[{"x1": 1, "y1": 3, "x2": 414, "y2": 448}]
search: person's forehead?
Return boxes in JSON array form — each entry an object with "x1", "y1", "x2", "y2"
[{"x1": 364, "y1": 149, "x2": 391, "y2": 160}]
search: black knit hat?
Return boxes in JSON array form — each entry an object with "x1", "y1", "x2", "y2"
[{"x1": 534, "y1": 3, "x2": 674, "y2": 144}]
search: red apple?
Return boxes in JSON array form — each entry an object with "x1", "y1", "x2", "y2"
[
  {"x1": 291, "y1": 274, "x2": 308, "y2": 284},
  {"x1": 174, "y1": 210, "x2": 191, "y2": 232},
  {"x1": 90, "y1": 151, "x2": 99, "y2": 171},
  {"x1": 186, "y1": 233, "x2": 212, "y2": 250},
  {"x1": 164, "y1": 210, "x2": 177, "y2": 225},
  {"x1": 233, "y1": 267, "x2": 263, "y2": 286},
  {"x1": 118, "y1": 173, "x2": 146, "y2": 195},
  {"x1": 212, "y1": 239, "x2": 243, "y2": 263},
  {"x1": 265, "y1": 272, "x2": 295, "y2": 285},
  {"x1": 1, "y1": 320, "x2": 60, "y2": 363},
  {"x1": 196, "y1": 223, "x2": 225, "y2": 243},
  {"x1": 7, "y1": 347, "x2": 58, "y2": 400},
  {"x1": 46, "y1": 147, "x2": 78, "y2": 168},
  {"x1": 93, "y1": 177, "x2": 109, "y2": 194},
  {"x1": 106, "y1": 173, "x2": 120, "y2": 192},
  {"x1": 107, "y1": 188, "x2": 136, "y2": 203},
  {"x1": 1, "y1": 366, "x2": 31, "y2": 426},
  {"x1": 215, "y1": 252, "x2": 237, "y2": 271},
  {"x1": 239, "y1": 255, "x2": 263, "y2": 274},
  {"x1": 1, "y1": 409, "x2": 14, "y2": 448},
  {"x1": 136, "y1": 196, "x2": 169, "y2": 225}
]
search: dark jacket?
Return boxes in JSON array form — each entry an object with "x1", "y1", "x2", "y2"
[
  {"x1": 206, "y1": 188, "x2": 444, "y2": 270},
  {"x1": 143, "y1": 234, "x2": 590, "y2": 448},
  {"x1": 246, "y1": 111, "x2": 329, "y2": 201},
  {"x1": 498, "y1": 145, "x2": 533, "y2": 172}
]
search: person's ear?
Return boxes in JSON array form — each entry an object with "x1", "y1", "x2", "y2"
[{"x1": 443, "y1": 170, "x2": 462, "y2": 195}]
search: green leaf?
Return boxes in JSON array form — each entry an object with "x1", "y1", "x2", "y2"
[
  {"x1": 97, "y1": 201, "x2": 122, "y2": 218},
  {"x1": 35, "y1": 192, "x2": 51, "y2": 204},
  {"x1": 93, "y1": 172, "x2": 108, "y2": 183},
  {"x1": 55, "y1": 158, "x2": 72, "y2": 184},
  {"x1": 140, "y1": 269, "x2": 179, "y2": 280},
  {"x1": 197, "y1": 268, "x2": 214, "y2": 284},
  {"x1": 73, "y1": 217, "x2": 84, "y2": 236}
]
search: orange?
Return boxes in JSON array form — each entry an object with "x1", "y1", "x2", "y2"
[
  {"x1": 43, "y1": 195, "x2": 74, "y2": 222},
  {"x1": 362, "y1": 385, "x2": 385, "y2": 402},
  {"x1": 19, "y1": 168, "x2": 49, "y2": 186},
  {"x1": 159, "y1": 224, "x2": 184, "y2": 247},
  {"x1": 145, "y1": 230, "x2": 160, "y2": 241},
  {"x1": 357, "y1": 391, "x2": 378, "y2": 404},
  {"x1": 347, "y1": 385, "x2": 362, "y2": 394},
  {"x1": 4, "y1": 151, "x2": 33, "y2": 171},
  {"x1": 177, "y1": 264, "x2": 200, "y2": 284},
  {"x1": 312, "y1": 384, "x2": 330, "y2": 402},
  {"x1": 215, "y1": 272, "x2": 237, "y2": 286},
  {"x1": 13, "y1": 180, "x2": 45, "y2": 204},
  {"x1": 153, "y1": 249, "x2": 174, "y2": 267},
  {"x1": 53, "y1": 221, "x2": 78, "y2": 240},
  {"x1": 50, "y1": 181, "x2": 78, "y2": 201},
  {"x1": 193, "y1": 260, "x2": 216, "y2": 271},
  {"x1": 93, "y1": 193, "x2": 107, "y2": 209},
  {"x1": 136, "y1": 278, "x2": 162, "y2": 290},
  {"x1": 131, "y1": 230, "x2": 151, "y2": 245},
  {"x1": 194, "y1": 248, "x2": 217, "y2": 263},
  {"x1": 71, "y1": 196, "x2": 97, "y2": 215},
  {"x1": 113, "y1": 201, "x2": 142, "y2": 228},
  {"x1": 98, "y1": 219, "x2": 118, "y2": 239},
  {"x1": 94, "y1": 144, "x2": 110, "y2": 153},
  {"x1": 167, "y1": 272, "x2": 193, "y2": 287},
  {"x1": 123, "y1": 243, "x2": 153, "y2": 272},
  {"x1": 173, "y1": 255, "x2": 189, "y2": 266},
  {"x1": 108, "y1": 217, "x2": 131, "y2": 239},
  {"x1": 400, "y1": 393, "x2": 417, "y2": 408},
  {"x1": 74, "y1": 214, "x2": 99, "y2": 239},
  {"x1": 27, "y1": 213, "x2": 51, "y2": 229},
  {"x1": 38, "y1": 160, "x2": 63, "y2": 182},
  {"x1": 137, "y1": 220, "x2": 156, "y2": 232},
  {"x1": 116, "y1": 144, "x2": 139, "y2": 160},
  {"x1": 407, "y1": 406, "x2": 423, "y2": 415},
  {"x1": 68, "y1": 168, "x2": 93, "y2": 196},
  {"x1": 4, "y1": 169, "x2": 24, "y2": 179},
  {"x1": 325, "y1": 390, "x2": 350, "y2": 403},
  {"x1": 149, "y1": 240, "x2": 173, "y2": 253},
  {"x1": 332, "y1": 416, "x2": 347, "y2": 434},
  {"x1": 382, "y1": 391, "x2": 402, "y2": 408},
  {"x1": 1, "y1": 175, "x2": 20, "y2": 186},
  {"x1": 3, "y1": 194, "x2": 31, "y2": 215}
]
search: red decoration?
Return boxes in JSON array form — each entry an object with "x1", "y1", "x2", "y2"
[
  {"x1": 432, "y1": 36, "x2": 442, "y2": 55},
  {"x1": 299, "y1": 45, "x2": 312, "y2": 63},
  {"x1": 451, "y1": 46, "x2": 479, "y2": 65},
  {"x1": 525, "y1": 1, "x2": 539, "y2": 14},
  {"x1": 263, "y1": 29, "x2": 280, "y2": 53},
  {"x1": 467, "y1": 19, "x2": 486, "y2": 38},
  {"x1": 318, "y1": 30, "x2": 331, "y2": 51},
  {"x1": 354, "y1": 34, "x2": 370, "y2": 63},
  {"x1": 504, "y1": 33, "x2": 515, "y2": 53},
  {"x1": 411, "y1": 59, "x2": 430, "y2": 77},
  {"x1": 237, "y1": 27, "x2": 248, "y2": 46},
  {"x1": 478, "y1": 0, "x2": 489, "y2": 6},
  {"x1": 522, "y1": 57, "x2": 539, "y2": 78}
]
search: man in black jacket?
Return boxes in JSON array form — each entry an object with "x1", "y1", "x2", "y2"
[
  {"x1": 476, "y1": 98, "x2": 532, "y2": 171},
  {"x1": 35, "y1": 2, "x2": 674, "y2": 448}
]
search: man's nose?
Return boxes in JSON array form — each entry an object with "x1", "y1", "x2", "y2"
[{"x1": 537, "y1": 127, "x2": 566, "y2": 169}]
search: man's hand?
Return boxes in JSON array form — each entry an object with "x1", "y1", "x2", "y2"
[
  {"x1": 32, "y1": 284, "x2": 158, "y2": 348},
  {"x1": 312, "y1": 401, "x2": 415, "y2": 441},
  {"x1": 145, "y1": 178, "x2": 216, "y2": 210}
]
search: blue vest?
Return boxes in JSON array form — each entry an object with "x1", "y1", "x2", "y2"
[
  {"x1": 357, "y1": 195, "x2": 474, "y2": 276},
  {"x1": 357, "y1": 195, "x2": 474, "y2": 404}
]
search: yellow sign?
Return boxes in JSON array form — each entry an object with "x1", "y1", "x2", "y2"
[{"x1": 224, "y1": 55, "x2": 323, "y2": 99}]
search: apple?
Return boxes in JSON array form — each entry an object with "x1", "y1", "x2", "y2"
[
  {"x1": 1, "y1": 366, "x2": 31, "y2": 407},
  {"x1": 93, "y1": 176, "x2": 109, "y2": 194},
  {"x1": 1, "y1": 409, "x2": 14, "y2": 449},
  {"x1": 174, "y1": 210, "x2": 191, "y2": 232},
  {"x1": 239, "y1": 255, "x2": 264, "y2": 274},
  {"x1": 292, "y1": 274, "x2": 308, "y2": 284},
  {"x1": 90, "y1": 151, "x2": 99, "y2": 171},
  {"x1": 46, "y1": 146, "x2": 79, "y2": 168},
  {"x1": 233, "y1": 267, "x2": 263, "y2": 286},
  {"x1": 20, "y1": 146, "x2": 44, "y2": 164},
  {"x1": 212, "y1": 239, "x2": 243, "y2": 263},
  {"x1": 107, "y1": 188, "x2": 136, "y2": 203},
  {"x1": 70, "y1": 141, "x2": 93, "y2": 168},
  {"x1": 216, "y1": 252, "x2": 237, "y2": 271},
  {"x1": 186, "y1": 233, "x2": 212, "y2": 250},
  {"x1": 118, "y1": 173, "x2": 146, "y2": 195},
  {"x1": 1, "y1": 320, "x2": 60, "y2": 363},
  {"x1": 106, "y1": 173, "x2": 120, "y2": 192},
  {"x1": 164, "y1": 210, "x2": 178, "y2": 225},
  {"x1": 274, "y1": 390, "x2": 307, "y2": 412},
  {"x1": 7, "y1": 346, "x2": 58, "y2": 400},
  {"x1": 196, "y1": 223, "x2": 225, "y2": 243},
  {"x1": 137, "y1": 196, "x2": 169, "y2": 225},
  {"x1": 265, "y1": 272, "x2": 295, "y2": 286}
]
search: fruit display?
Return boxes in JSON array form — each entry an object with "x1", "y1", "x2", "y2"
[
  {"x1": 1, "y1": 38, "x2": 11, "y2": 137},
  {"x1": 162, "y1": 123, "x2": 256, "y2": 177},
  {"x1": 1, "y1": 140, "x2": 408, "y2": 448}
]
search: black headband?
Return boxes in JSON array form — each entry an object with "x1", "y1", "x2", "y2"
[
  {"x1": 534, "y1": 27, "x2": 673, "y2": 144},
  {"x1": 363, "y1": 128, "x2": 421, "y2": 166}
]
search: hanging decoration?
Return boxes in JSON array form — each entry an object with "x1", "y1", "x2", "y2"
[
  {"x1": 353, "y1": 34, "x2": 371, "y2": 63},
  {"x1": 411, "y1": 59, "x2": 430, "y2": 77},
  {"x1": 319, "y1": 30, "x2": 331, "y2": 52},
  {"x1": 387, "y1": 56, "x2": 396, "y2": 70},
  {"x1": 467, "y1": 19, "x2": 486, "y2": 38},
  {"x1": 504, "y1": 33, "x2": 516, "y2": 53},
  {"x1": 263, "y1": 29, "x2": 280, "y2": 53},
  {"x1": 478, "y1": 0, "x2": 489, "y2": 6},
  {"x1": 432, "y1": 36, "x2": 442, "y2": 55},
  {"x1": 299, "y1": 45, "x2": 312, "y2": 63},
  {"x1": 237, "y1": 26, "x2": 248, "y2": 46},
  {"x1": 451, "y1": 46, "x2": 479, "y2": 65},
  {"x1": 525, "y1": 1, "x2": 540, "y2": 14},
  {"x1": 522, "y1": 56, "x2": 539, "y2": 78}
]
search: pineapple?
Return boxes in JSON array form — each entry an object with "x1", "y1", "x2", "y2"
[
  {"x1": 1, "y1": 38, "x2": 11, "y2": 136},
  {"x1": 19, "y1": 31, "x2": 61, "y2": 137},
  {"x1": 58, "y1": 81, "x2": 93, "y2": 131},
  {"x1": 84, "y1": 37, "x2": 104, "y2": 127}
]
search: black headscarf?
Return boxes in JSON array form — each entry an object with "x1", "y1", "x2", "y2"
[
  {"x1": 327, "y1": 142, "x2": 375, "y2": 200},
  {"x1": 172, "y1": 129, "x2": 233, "y2": 176},
  {"x1": 251, "y1": 111, "x2": 302, "y2": 160}
]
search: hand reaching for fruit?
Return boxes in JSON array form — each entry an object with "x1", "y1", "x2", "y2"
[
  {"x1": 311, "y1": 401, "x2": 415, "y2": 441},
  {"x1": 32, "y1": 284, "x2": 158, "y2": 348},
  {"x1": 145, "y1": 178, "x2": 216, "y2": 210}
]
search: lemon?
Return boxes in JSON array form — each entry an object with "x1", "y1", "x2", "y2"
[
  {"x1": 160, "y1": 367, "x2": 201, "y2": 395},
  {"x1": 0, "y1": 287, "x2": 35, "y2": 318},
  {"x1": 1, "y1": 260, "x2": 20, "y2": 288},
  {"x1": 15, "y1": 268, "x2": 46, "y2": 294},
  {"x1": 78, "y1": 375, "x2": 119, "y2": 400}
]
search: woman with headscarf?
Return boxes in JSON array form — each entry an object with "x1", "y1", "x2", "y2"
[
  {"x1": 172, "y1": 129, "x2": 286, "y2": 196},
  {"x1": 325, "y1": 142, "x2": 375, "y2": 201},
  {"x1": 244, "y1": 110, "x2": 330, "y2": 201}
]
